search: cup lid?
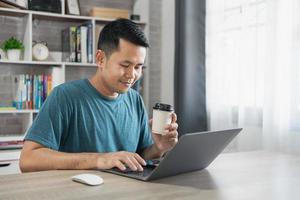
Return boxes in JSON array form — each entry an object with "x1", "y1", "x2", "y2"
[{"x1": 153, "y1": 103, "x2": 174, "y2": 111}]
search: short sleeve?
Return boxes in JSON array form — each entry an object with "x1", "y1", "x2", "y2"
[{"x1": 24, "y1": 86, "x2": 71, "y2": 150}]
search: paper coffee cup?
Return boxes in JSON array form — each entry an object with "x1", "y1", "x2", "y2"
[{"x1": 152, "y1": 103, "x2": 174, "y2": 135}]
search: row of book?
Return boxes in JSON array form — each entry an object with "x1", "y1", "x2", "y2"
[
  {"x1": 0, "y1": 140, "x2": 24, "y2": 150},
  {"x1": 62, "y1": 22, "x2": 93, "y2": 63},
  {"x1": 12, "y1": 74, "x2": 52, "y2": 110}
]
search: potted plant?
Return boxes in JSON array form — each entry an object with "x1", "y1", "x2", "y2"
[{"x1": 2, "y1": 37, "x2": 24, "y2": 61}]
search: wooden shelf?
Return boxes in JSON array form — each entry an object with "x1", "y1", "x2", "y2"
[
  {"x1": 32, "y1": 11, "x2": 94, "y2": 22},
  {"x1": 0, "y1": 109, "x2": 38, "y2": 114},
  {"x1": 0, "y1": 7, "x2": 28, "y2": 17},
  {"x1": 94, "y1": 17, "x2": 145, "y2": 25},
  {"x1": 0, "y1": 7, "x2": 146, "y2": 25},
  {"x1": 0, "y1": 60, "x2": 98, "y2": 67},
  {"x1": 64, "y1": 62, "x2": 97, "y2": 67},
  {"x1": 0, "y1": 60, "x2": 62, "y2": 66}
]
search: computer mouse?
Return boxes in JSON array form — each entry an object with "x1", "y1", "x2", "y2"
[{"x1": 71, "y1": 173, "x2": 104, "y2": 186}]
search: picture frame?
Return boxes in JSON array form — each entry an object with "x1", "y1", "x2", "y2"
[{"x1": 66, "y1": 0, "x2": 80, "y2": 15}]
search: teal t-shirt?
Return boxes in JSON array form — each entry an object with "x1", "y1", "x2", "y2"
[{"x1": 25, "y1": 79, "x2": 153, "y2": 153}]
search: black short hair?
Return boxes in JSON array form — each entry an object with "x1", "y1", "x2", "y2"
[{"x1": 97, "y1": 18, "x2": 149, "y2": 57}]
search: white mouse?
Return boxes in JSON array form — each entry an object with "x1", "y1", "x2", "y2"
[{"x1": 72, "y1": 173, "x2": 104, "y2": 186}]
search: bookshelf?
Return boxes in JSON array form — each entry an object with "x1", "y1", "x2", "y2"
[{"x1": 0, "y1": 3, "x2": 146, "y2": 156}]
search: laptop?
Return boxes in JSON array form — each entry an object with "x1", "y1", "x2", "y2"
[{"x1": 103, "y1": 128, "x2": 242, "y2": 181}]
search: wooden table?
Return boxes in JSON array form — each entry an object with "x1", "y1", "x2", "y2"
[{"x1": 1, "y1": 151, "x2": 300, "y2": 200}]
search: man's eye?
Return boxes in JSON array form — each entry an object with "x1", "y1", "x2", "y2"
[
  {"x1": 120, "y1": 64, "x2": 130, "y2": 67},
  {"x1": 135, "y1": 66, "x2": 142, "y2": 70}
]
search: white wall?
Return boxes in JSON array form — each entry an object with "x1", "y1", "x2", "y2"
[
  {"x1": 160, "y1": 0, "x2": 175, "y2": 106},
  {"x1": 134, "y1": 0, "x2": 175, "y2": 112},
  {"x1": 133, "y1": 0, "x2": 150, "y2": 110}
]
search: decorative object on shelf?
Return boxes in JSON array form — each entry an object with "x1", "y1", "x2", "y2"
[
  {"x1": 28, "y1": 0, "x2": 61, "y2": 14},
  {"x1": 66, "y1": 0, "x2": 80, "y2": 15},
  {"x1": 0, "y1": 0, "x2": 27, "y2": 9},
  {"x1": 90, "y1": 7, "x2": 129, "y2": 19},
  {"x1": 0, "y1": 48, "x2": 6, "y2": 60},
  {"x1": 2, "y1": 37, "x2": 24, "y2": 61},
  {"x1": 130, "y1": 14, "x2": 140, "y2": 21},
  {"x1": 32, "y1": 41, "x2": 49, "y2": 61}
]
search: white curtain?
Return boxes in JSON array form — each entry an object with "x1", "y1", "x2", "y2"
[{"x1": 206, "y1": 0, "x2": 300, "y2": 153}]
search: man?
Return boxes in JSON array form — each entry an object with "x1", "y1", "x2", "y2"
[{"x1": 20, "y1": 19, "x2": 178, "y2": 172}]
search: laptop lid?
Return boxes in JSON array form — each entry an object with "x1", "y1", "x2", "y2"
[
  {"x1": 147, "y1": 128, "x2": 242, "y2": 180},
  {"x1": 103, "y1": 128, "x2": 242, "y2": 181}
]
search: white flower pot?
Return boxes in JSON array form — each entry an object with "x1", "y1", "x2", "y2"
[{"x1": 7, "y1": 49, "x2": 22, "y2": 61}]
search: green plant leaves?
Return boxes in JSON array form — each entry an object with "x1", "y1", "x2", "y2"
[{"x1": 2, "y1": 37, "x2": 24, "y2": 51}]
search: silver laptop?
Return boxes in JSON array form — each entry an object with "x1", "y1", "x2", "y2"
[{"x1": 103, "y1": 128, "x2": 242, "y2": 181}]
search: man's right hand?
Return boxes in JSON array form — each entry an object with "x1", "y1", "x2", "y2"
[
  {"x1": 20, "y1": 141, "x2": 147, "y2": 172},
  {"x1": 97, "y1": 151, "x2": 147, "y2": 171}
]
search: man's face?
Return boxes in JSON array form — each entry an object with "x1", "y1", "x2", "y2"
[{"x1": 96, "y1": 39, "x2": 146, "y2": 97}]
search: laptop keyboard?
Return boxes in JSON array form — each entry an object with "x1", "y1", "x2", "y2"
[{"x1": 110, "y1": 164, "x2": 157, "y2": 177}]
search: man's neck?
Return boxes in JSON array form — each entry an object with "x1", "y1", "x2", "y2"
[{"x1": 89, "y1": 76, "x2": 119, "y2": 99}]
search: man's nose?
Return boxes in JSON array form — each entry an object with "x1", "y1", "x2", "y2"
[{"x1": 125, "y1": 67, "x2": 135, "y2": 79}]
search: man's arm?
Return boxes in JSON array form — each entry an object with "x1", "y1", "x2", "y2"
[
  {"x1": 140, "y1": 113, "x2": 179, "y2": 160},
  {"x1": 20, "y1": 141, "x2": 99, "y2": 172},
  {"x1": 20, "y1": 141, "x2": 146, "y2": 172}
]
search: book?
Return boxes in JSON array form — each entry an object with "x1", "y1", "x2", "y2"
[
  {"x1": 62, "y1": 26, "x2": 76, "y2": 62},
  {"x1": 76, "y1": 27, "x2": 81, "y2": 62},
  {"x1": 63, "y1": 23, "x2": 93, "y2": 63},
  {"x1": 70, "y1": 27, "x2": 77, "y2": 62},
  {"x1": 25, "y1": 74, "x2": 32, "y2": 109},
  {"x1": 37, "y1": 75, "x2": 43, "y2": 109},
  {"x1": 12, "y1": 74, "x2": 26, "y2": 109},
  {"x1": 62, "y1": 27, "x2": 70, "y2": 62},
  {"x1": 86, "y1": 23, "x2": 93, "y2": 63},
  {"x1": 47, "y1": 75, "x2": 52, "y2": 96},
  {"x1": 33, "y1": 75, "x2": 38, "y2": 109},
  {"x1": 0, "y1": 140, "x2": 24, "y2": 150},
  {"x1": 42, "y1": 74, "x2": 47, "y2": 103},
  {"x1": 80, "y1": 26, "x2": 88, "y2": 63},
  {"x1": 11, "y1": 74, "x2": 52, "y2": 110}
]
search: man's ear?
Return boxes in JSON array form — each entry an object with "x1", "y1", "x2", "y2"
[{"x1": 95, "y1": 50, "x2": 106, "y2": 68}]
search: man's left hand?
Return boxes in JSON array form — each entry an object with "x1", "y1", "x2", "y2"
[{"x1": 150, "y1": 113, "x2": 178, "y2": 155}]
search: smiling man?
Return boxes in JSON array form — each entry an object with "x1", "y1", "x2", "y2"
[{"x1": 19, "y1": 18, "x2": 179, "y2": 172}]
